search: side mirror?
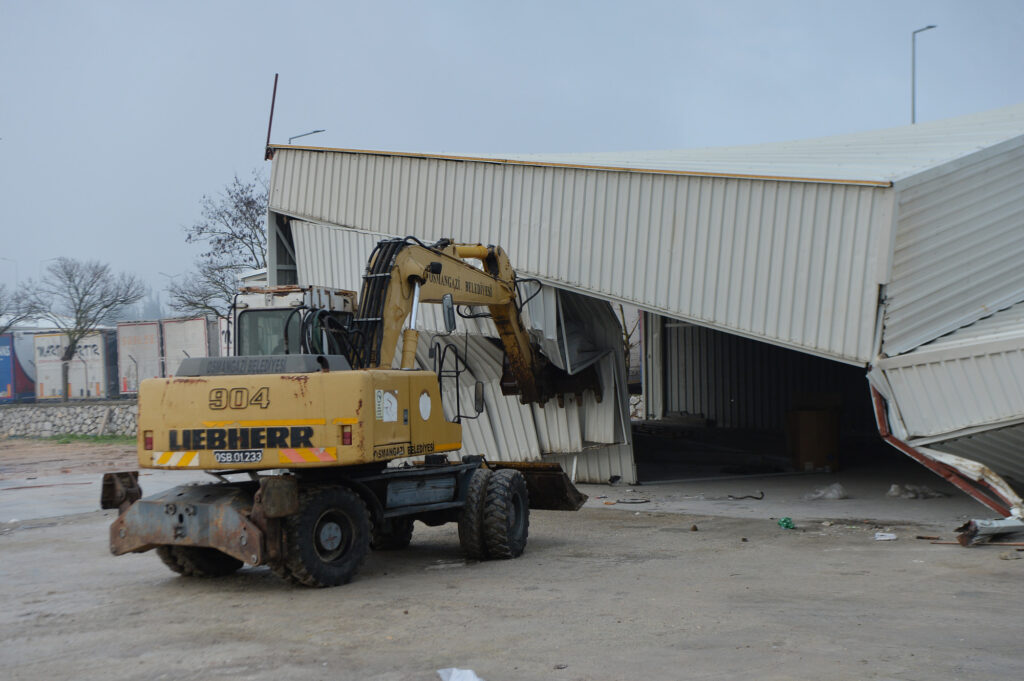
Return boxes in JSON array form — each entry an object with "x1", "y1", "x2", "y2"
[
  {"x1": 474, "y1": 381, "x2": 485, "y2": 415},
  {"x1": 442, "y1": 293, "x2": 457, "y2": 333}
]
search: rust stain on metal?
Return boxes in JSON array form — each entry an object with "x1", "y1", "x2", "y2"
[
  {"x1": 171, "y1": 377, "x2": 208, "y2": 384},
  {"x1": 109, "y1": 484, "x2": 265, "y2": 565},
  {"x1": 870, "y1": 387, "x2": 1013, "y2": 518},
  {"x1": 281, "y1": 374, "x2": 310, "y2": 398}
]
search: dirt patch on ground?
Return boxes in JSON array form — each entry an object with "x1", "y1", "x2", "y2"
[{"x1": 0, "y1": 438, "x2": 137, "y2": 480}]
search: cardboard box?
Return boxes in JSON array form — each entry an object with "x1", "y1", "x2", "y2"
[{"x1": 786, "y1": 408, "x2": 840, "y2": 472}]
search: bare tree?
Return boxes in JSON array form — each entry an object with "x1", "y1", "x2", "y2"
[
  {"x1": 0, "y1": 283, "x2": 35, "y2": 337},
  {"x1": 25, "y1": 259, "x2": 145, "y2": 401},
  {"x1": 617, "y1": 304, "x2": 641, "y2": 376},
  {"x1": 166, "y1": 260, "x2": 243, "y2": 320},
  {"x1": 169, "y1": 170, "x2": 268, "y2": 318}
]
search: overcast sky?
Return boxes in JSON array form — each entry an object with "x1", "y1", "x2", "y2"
[{"x1": 1, "y1": 0, "x2": 1022, "y2": 296}]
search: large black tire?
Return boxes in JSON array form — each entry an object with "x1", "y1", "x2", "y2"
[
  {"x1": 371, "y1": 518, "x2": 414, "y2": 550},
  {"x1": 155, "y1": 546, "x2": 242, "y2": 577},
  {"x1": 156, "y1": 546, "x2": 186, "y2": 575},
  {"x1": 281, "y1": 486, "x2": 371, "y2": 587},
  {"x1": 458, "y1": 468, "x2": 492, "y2": 560},
  {"x1": 483, "y1": 469, "x2": 530, "y2": 559}
]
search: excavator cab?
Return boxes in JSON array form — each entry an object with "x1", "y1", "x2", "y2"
[{"x1": 231, "y1": 286, "x2": 357, "y2": 357}]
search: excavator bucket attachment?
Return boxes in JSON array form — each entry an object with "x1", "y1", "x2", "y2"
[{"x1": 490, "y1": 462, "x2": 588, "y2": 511}]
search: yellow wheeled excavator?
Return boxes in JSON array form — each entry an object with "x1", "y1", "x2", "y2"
[{"x1": 101, "y1": 237, "x2": 595, "y2": 587}]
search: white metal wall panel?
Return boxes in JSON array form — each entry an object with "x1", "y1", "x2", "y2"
[
  {"x1": 876, "y1": 303, "x2": 1024, "y2": 439},
  {"x1": 271, "y1": 149, "x2": 892, "y2": 364},
  {"x1": 533, "y1": 396, "x2": 583, "y2": 453},
  {"x1": 880, "y1": 349, "x2": 1024, "y2": 438},
  {"x1": 926, "y1": 423, "x2": 1024, "y2": 495},
  {"x1": 116, "y1": 322, "x2": 162, "y2": 393},
  {"x1": 545, "y1": 443, "x2": 636, "y2": 485},
  {"x1": 883, "y1": 142, "x2": 1024, "y2": 355}
]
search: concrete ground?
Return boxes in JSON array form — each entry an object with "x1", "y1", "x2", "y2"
[{"x1": 1, "y1": 438, "x2": 1022, "y2": 681}]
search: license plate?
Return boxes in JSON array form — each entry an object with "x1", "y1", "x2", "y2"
[{"x1": 213, "y1": 449, "x2": 264, "y2": 464}]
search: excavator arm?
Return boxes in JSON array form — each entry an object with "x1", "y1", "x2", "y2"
[{"x1": 348, "y1": 237, "x2": 599, "y2": 405}]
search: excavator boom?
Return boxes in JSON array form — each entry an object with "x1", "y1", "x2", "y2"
[{"x1": 348, "y1": 237, "x2": 598, "y2": 404}]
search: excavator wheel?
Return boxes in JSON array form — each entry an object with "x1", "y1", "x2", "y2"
[
  {"x1": 458, "y1": 467, "x2": 492, "y2": 560},
  {"x1": 156, "y1": 546, "x2": 187, "y2": 575},
  {"x1": 281, "y1": 486, "x2": 371, "y2": 587},
  {"x1": 155, "y1": 546, "x2": 243, "y2": 577},
  {"x1": 371, "y1": 518, "x2": 414, "y2": 550},
  {"x1": 483, "y1": 469, "x2": 530, "y2": 559}
]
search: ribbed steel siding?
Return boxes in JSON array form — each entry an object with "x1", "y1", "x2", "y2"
[
  {"x1": 879, "y1": 346, "x2": 1024, "y2": 439},
  {"x1": 290, "y1": 220, "x2": 379, "y2": 290},
  {"x1": 928, "y1": 423, "x2": 1024, "y2": 494},
  {"x1": 546, "y1": 444, "x2": 637, "y2": 485},
  {"x1": 270, "y1": 149, "x2": 892, "y2": 364},
  {"x1": 663, "y1": 322, "x2": 876, "y2": 432},
  {"x1": 883, "y1": 142, "x2": 1024, "y2": 355}
]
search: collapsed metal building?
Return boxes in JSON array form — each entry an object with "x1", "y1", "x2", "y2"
[{"x1": 264, "y1": 103, "x2": 1024, "y2": 516}]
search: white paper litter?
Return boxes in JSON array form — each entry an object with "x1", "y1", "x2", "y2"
[
  {"x1": 804, "y1": 482, "x2": 848, "y2": 500},
  {"x1": 438, "y1": 668, "x2": 484, "y2": 681}
]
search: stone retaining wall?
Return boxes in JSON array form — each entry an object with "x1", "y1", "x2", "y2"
[{"x1": 0, "y1": 401, "x2": 138, "y2": 437}]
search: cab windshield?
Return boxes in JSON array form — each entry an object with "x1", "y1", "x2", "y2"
[
  {"x1": 236, "y1": 308, "x2": 354, "y2": 356},
  {"x1": 236, "y1": 309, "x2": 301, "y2": 356}
]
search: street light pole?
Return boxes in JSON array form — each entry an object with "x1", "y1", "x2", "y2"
[
  {"x1": 912, "y1": 25, "x2": 937, "y2": 124},
  {"x1": 288, "y1": 129, "x2": 326, "y2": 144}
]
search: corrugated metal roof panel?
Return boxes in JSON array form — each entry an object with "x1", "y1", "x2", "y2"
[
  {"x1": 273, "y1": 153, "x2": 891, "y2": 364},
  {"x1": 882, "y1": 141, "x2": 1024, "y2": 355},
  {"x1": 272, "y1": 102, "x2": 1024, "y2": 186}
]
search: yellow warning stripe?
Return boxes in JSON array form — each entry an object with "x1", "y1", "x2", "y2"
[
  {"x1": 152, "y1": 451, "x2": 200, "y2": 467},
  {"x1": 332, "y1": 417, "x2": 359, "y2": 425},
  {"x1": 202, "y1": 418, "x2": 327, "y2": 427},
  {"x1": 435, "y1": 442, "x2": 462, "y2": 452}
]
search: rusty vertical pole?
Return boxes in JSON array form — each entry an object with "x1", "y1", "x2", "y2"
[{"x1": 264, "y1": 73, "x2": 279, "y2": 160}]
